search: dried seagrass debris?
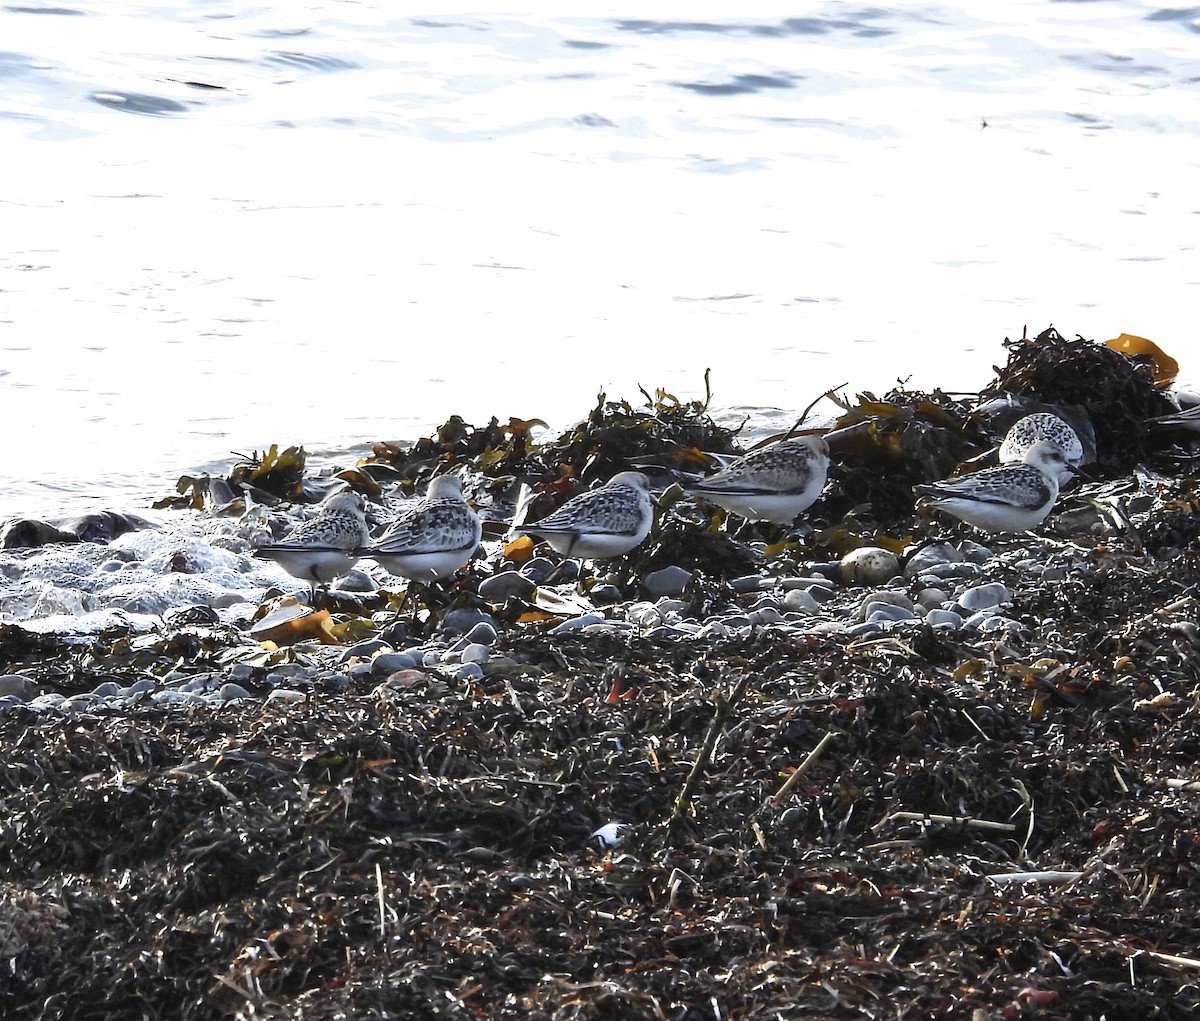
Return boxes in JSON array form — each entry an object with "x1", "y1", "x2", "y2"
[{"x1": 986, "y1": 325, "x2": 1177, "y2": 475}]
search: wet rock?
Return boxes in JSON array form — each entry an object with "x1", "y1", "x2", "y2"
[
  {"x1": 218, "y1": 682, "x2": 252, "y2": 701},
  {"x1": 1, "y1": 519, "x2": 80, "y2": 549},
  {"x1": 371, "y1": 652, "x2": 419, "y2": 676},
  {"x1": 925, "y1": 608, "x2": 964, "y2": 628},
  {"x1": 856, "y1": 589, "x2": 914, "y2": 622},
  {"x1": 783, "y1": 588, "x2": 820, "y2": 614},
  {"x1": 441, "y1": 608, "x2": 497, "y2": 636}
]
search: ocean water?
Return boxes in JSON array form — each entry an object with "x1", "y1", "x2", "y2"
[{"x1": 2, "y1": 1, "x2": 1198, "y2": 520}]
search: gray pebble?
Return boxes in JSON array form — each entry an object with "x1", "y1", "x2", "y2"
[
  {"x1": 959, "y1": 583, "x2": 1012, "y2": 611},
  {"x1": 856, "y1": 589, "x2": 913, "y2": 621},
  {"x1": 265, "y1": 688, "x2": 306, "y2": 704},
  {"x1": 748, "y1": 606, "x2": 783, "y2": 625},
  {"x1": 867, "y1": 604, "x2": 917, "y2": 624},
  {"x1": 519, "y1": 557, "x2": 557, "y2": 584},
  {"x1": 957, "y1": 540, "x2": 994, "y2": 564},
  {"x1": 589, "y1": 584, "x2": 624, "y2": 605},
  {"x1": 924, "y1": 608, "x2": 964, "y2": 629},
  {"x1": 92, "y1": 681, "x2": 121, "y2": 698},
  {"x1": 729, "y1": 574, "x2": 768, "y2": 593},
  {"x1": 904, "y1": 542, "x2": 964, "y2": 579},
  {"x1": 460, "y1": 643, "x2": 490, "y2": 664},
  {"x1": 219, "y1": 682, "x2": 253, "y2": 701},
  {"x1": 465, "y1": 621, "x2": 498, "y2": 646},
  {"x1": 336, "y1": 568, "x2": 377, "y2": 593},
  {"x1": 453, "y1": 662, "x2": 486, "y2": 681},
  {"x1": 421, "y1": 650, "x2": 444, "y2": 667},
  {"x1": 372, "y1": 652, "x2": 420, "y2": 676},
  {"x1": 0, "y1": 674, "x2": 39, "y2": 700},
  {"x1": 478, "y1": 570, "x2": 536, "y2": 603},
  {"x1": 915, "y1": 587, "x2": 950, "y2": 611},
  {"x1": 642, "y1": 565, "x2": 693, "y2": 599},
  {"x1": 783, "y1": 588, "x2": 820, "y2": 614},
  {"x1": 845, "y1": 621, "x2": 883, "y2": 638},
  {"x1": 441, "y1": 608, "x2": 497, "y2": 636},
  {"x1": 549, "y1": 613, "x2": 607, "y2": 634}
]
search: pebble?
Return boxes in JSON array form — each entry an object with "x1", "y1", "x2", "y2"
[
  {"x1": 837, "y1": 547, "x2": 901, "y2": 586},
  {"x1": 783, "y1": 588, "x2": 820, "y2": 614},
  {"x1": 589, "y1": 584, "x2": 624, "y2": 605},
  {"x1": 519, "y1": 557, "x2": 557, "y2": 584},
  {"x1": 915, "y1": 587, "x2": 950, "y2": 611},
  {"x1": 264, "y1": 688, "x2": 306, "y2": 705},
  {"x1": 465, "y1": 621, "x2": 498, "y2": 646},
  {"x1": 219, "y1": 682, "x2": 253, "y2": 701},
  {"x1": 459, "y1": 643, "x2": 490, "y2": 664},
  {"x1": 0, "y1": 674, "x2": 39, "y2": 699},
  {"x1": 452, "y1": 662, "x2": 486, "y2": 681},
  {"x1": 478, "y1": 570, "x2": 536, "y2": 603},
  {"x1": 903, "y1": 542, "x2": 963, "y2": 579},
  {"x1": 372, "y1": 652, "x2": 420, "y2": 676},
  {"x1": 867, "y1": 604, "x2": 917, "y2": 624},
  {"x1": 642, "y1": 565, "x2": 693, "y2": 598},
  {"x1": 441, "y1": 608, "x2": 497, "y2": 636},
  {"x1": 92, "y1": 681, "x2": 121, "y2": 698},
  {"x1": 925, "y1": 608, "x2": 964, "y2": 629},
  {"x1": 958, "y1": 583, "x2": 1013, "y2": 611},
  {"x1": 856, "y1": 589, "x2": 913, "y2": 622},
  {"x1": 729, "y1": 574, "x2": 768, "y2": 593},
  {"x1": 549, "y1": 613, "x2": 607, "y2": 635}
]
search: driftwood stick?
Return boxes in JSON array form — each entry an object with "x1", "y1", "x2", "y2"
[
  {"x1": 771, "y1": 730, "x2": 838, "y2": 804},
  {"x1": 872, "y1": 811, "x2": 1017, "y2": 834},
  {"x1": 667, "y1": 673, "x2": 751, "y2": 834}
]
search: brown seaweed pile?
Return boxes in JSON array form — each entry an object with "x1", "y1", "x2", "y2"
[{"x1": 2, "y1": 530, "x2": 1200, "y2": 1019}]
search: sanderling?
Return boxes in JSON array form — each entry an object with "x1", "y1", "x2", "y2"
[
  {"x1": 687, "y1": 435, "x2": 829, "y2": 525},
  {"x1": 254, "y1": 490, "x2": 370, "y2": 593},
  {"x1": 361, "y1": 475, "x2": 481, "y2": 582},
  {"x1": 914, "y1": 439, "x2": 1072, "y2": 533},
  {"x1": 998, "y1": 412, "x2": 1084, "y2": 480},
  {"x1": 517, "y1": 470, "x2": 653, "y2": 558}
]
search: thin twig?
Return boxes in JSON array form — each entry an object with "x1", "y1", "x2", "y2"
[
  {"x1": 872, "y1": 811, "x2": 1017, "y2": 834},
  {"x1": 986, "y1": 870, "x2": 1085, "y2": 885},
  {"x1": 667, "y1": 673, "x2": 751, "y2": 835},
  {"x1": 771, "y1": 730, "x2": 838, "y2": 804},
  {"x1": 375, "y1": 862, "x2": 386, "y2": 938}
]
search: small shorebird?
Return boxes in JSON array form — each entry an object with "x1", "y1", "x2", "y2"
[
  {"x1": 687, "y1": 435, "x2": 829, "y2": 525},
  {"x1": 518, "y1": 471, "x2": 653, "y2": 559},
  {"x1": 914, "y1": 440, "x2": 1072, "y2": 533},
  {"x1": 998, "y1": 412, "x2": 1084, "y2": 483},
  {"x1": 254, "y1": 490, "x2": 370, "y2": 596},
  {"x1": 360, "y1": 475, "x2": 481, "y2": 582}
]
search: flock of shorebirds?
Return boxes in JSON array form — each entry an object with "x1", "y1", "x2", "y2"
[{"x1": 253, "y1": 411, "x2": 1086, "y2": 595}]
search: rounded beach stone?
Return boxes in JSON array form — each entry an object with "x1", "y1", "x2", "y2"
[
  {"x1": 925, "y1": 608, "x2": 964, "y2": 629},
  {"x1": 642, "y1": 565, "x2": 693, "y2": 599},
  {"x1": 464, "y1": 621, "x2": 498, "y2": 646},
  {"x1": 783, "y1": 588, "x2": 820, "y2": 614},
  {"x1": 219, "y1": 682, "x2": 253, "y2": 701},
  {"x1": 0, "y1": 674, "x2": 40, "y2": 700},
  {"x1": 903, "y1": 542, "x2": 963, "y2": 579},
  {"x1": 856, "y1": 589, "x2": 913, "y2": 621},
  {"x1": 478, "y1": 570, "x2": 536, "y2": 603},
  {"x1": 837, "y1": 547, "x2": 900, "y2": 586},
  {"x1": 460, "y1": 643, "x2": 490, "y2": 664},
  {"x1": 371, "y1": 652, "x2": 419, "y2": 676},
  {"x1": 958, "y1": 583, "x2": 1013, "y2": 611},
  {"x1": 915, "y1": 587, "x2": 950, "y2": 610}
]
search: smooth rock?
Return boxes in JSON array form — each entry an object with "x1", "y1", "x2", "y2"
[
  {"x1": 959, "y1": 583, "x2": 1013, "y2": 612},
  {"x1": 915, "y1": 587, "x2": 950, "y2": 611},
  {"x1": 0, "y1": 674, "x2": 39, "y2": 699},
  {"x1": 903, "y1": 542, "x2": 963, "y2": 579},
  {"x1": 856, "y1": 589, "x2": 913, "y2": 622},
  {"x1": 642, "y1": 565, "x2": 693, "y2": 599},
  {"x1": 219, "y1": 682, "x2": 253, "y2": 701},
  {"x1": 336, "y1": 568, "x2": 377, "y2": 593},
  {"x1": 453, "y1": 662, "x2": 486, "y2": 681},
  {"x1": 460, "y1": 643, "x2": 490, "y2": 664},
  {"x1": 372, "y1": 652, "x2": 420, "y2": 676},
  {"x1": 464, "y1": 621, "x2": 498, "y2": 646},
  {"x1": 838, "y1": 547, "x2": 901, "y2": 586},
  {"x1": 867, "y1": 604, "x2": 917, "y2": 624},
  {"x1": 549, "y1": 613, "x2": 606, "y2": 634},
  {"x1": 265, "y1": 688, "x2": 306, "y2": 704},
  {"x1": 589, "y1": 584, "x2": 624, "y2": 605},
  {"x1": 441, "y1": 608, "x2": 497, "y2": 636},
  {"x1": 478, "y1": 570, "x2": 536, "y2": 603},
  {"x1": 783, "y1": 588, "x2": 820, "y2": 614},
  {"x1": 925, "y1": 608, "x2": 964, "y2": 629}
]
